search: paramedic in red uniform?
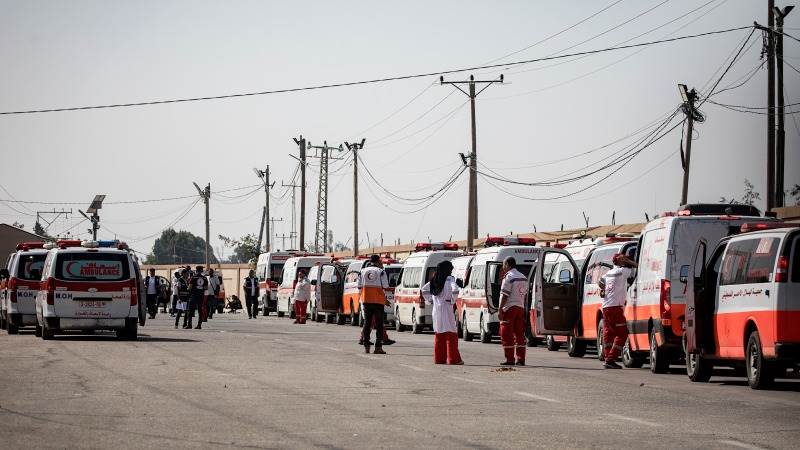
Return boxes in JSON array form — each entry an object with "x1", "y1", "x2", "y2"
[
  {"x1": 598, "y1": 254, "x2": 637, "y2": 369},
  {"x1": 498, "y1": 257, "x2": 527, "y2": 366},
  {"x1": 293, "y1": 270, "x2": 311, "y2": 324},
  {"x1": 422, "y1": 260, "x2": 463, "y2": 365},
  {"x1": 359, "y1": 255, "x2": 389, "y2": 355}
]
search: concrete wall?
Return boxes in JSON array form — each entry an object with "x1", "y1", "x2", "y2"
[{"x1": 140, "y1": 263, "x2": 251, "y2": 300}]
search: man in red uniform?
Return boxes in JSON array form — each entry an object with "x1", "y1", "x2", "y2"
[
  {"x1": 497, "y1": 257, "x2": 527, "y2": 366},
  {"x1": 598, "y1": 254, "x2": 637, "y2": 369}
]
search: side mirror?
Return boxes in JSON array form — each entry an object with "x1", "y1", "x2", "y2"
[
  {"x1": 456, "y1": 279, "x2": 464, "y2": 288},
  {"x1": 679, "y1": 265, "x2": 690, "y2": 284},
  {"x1": 558, "y1": 269, "x2": 572, "y2": 284}
]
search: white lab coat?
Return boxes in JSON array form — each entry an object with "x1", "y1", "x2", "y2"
[{"x1": 421, "y1": 276, "x2": 459, "y2": 334}]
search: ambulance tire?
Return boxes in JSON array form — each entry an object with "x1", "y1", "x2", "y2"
[
  {"x1": 0, "y1": 311, "x2": 6, "y2": 330},
  {"x1": 7, "y1": 322, "x2": 19, "y2": 335},
  {"x1": 411, "y1": 309, "x2": 422, "y2": 334},
  {"x1": 217, "y1": 305, "x2": 224, "y2": 314},
  {"x1": 277, "y1": 311, "x2": 285, "y2": 318},
  {"x1": 462, "y1": 314, "x2": 473, "y2": 342},
  {"x1": 35, "y1": 322, "x2": 42, "y2": 338},
  {"x1": 336, "y1": 313, "x2": 347, "y2": 325},
  {"x1": 325, "y1": 313, "x2": 335, "y2": 324},
  {"x1": 596, "y1": 321, "x2": 605, "y2": 361},
  {"x1": 41, "y1": 322, "x2": 55, "y2": 340},
  {"x1": 479, "y1": 315, "x2": 491, "y2": 343},
  {"x1": 622, "y1": 338, "x2": 645, "y2": 369},
  {"x1": 394, "y1": 308, "x2": 405, "y2": 332},
  {"x1": 567, "y1": 335, "x2": 586, "y2": 357},
  {"x1": 649, "y1": 329, "x2": 669, "y2": 374},
  {"x1": 746, "y1": 331, "x2": 775, "y2": 390},
  {"x1": 686, "y1": 352, "x2": 712, "y2": 383},
  {"x1": 263, "y1": 307, "x2": 270, "y2": 316},
  {"x1": 546, "y1": 335, "x2": 560, "y2": 351}
]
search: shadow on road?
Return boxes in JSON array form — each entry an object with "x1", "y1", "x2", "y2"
[{"x1": 49, "y1": 334, "x2": 198, "y2": 343}]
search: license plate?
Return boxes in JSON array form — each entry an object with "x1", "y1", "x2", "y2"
[{"x1": 76, "y1": 298, "x2": 111, "y2": 308}]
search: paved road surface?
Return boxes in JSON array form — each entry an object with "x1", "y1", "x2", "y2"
[{"x1": 1, "y1": 313, "x2": 798, "y2": 449}]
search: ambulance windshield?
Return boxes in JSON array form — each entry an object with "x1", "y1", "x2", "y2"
[{"x1": 55, "y1": 253, "x2": 130, "y2": 282}]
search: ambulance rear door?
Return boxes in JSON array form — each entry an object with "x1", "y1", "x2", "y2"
[
  {"x1": 484, "y1": 261, "x2": 503, "y2": 311},
  {"x1": 318, "y1": 263, "x2": 343, "y2": 312},
  {"x1": 684, "y1": 238, "x2": 708, "y2": 355},
  {"x1": 533, "y1": 249, "x2": 579, "y2": 335}
]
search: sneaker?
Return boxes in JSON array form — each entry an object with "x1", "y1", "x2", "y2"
[
  {"x1": 450, "y1": 361, "x2": 465, "y2": 365},
  {"x1": 382, "y1": 339, "x2": 396, "y2": 346},
  {"x1": 500, "y1": 361, "x2": 515, "y2": 366},
  {"x1": 373, "y1": 348, "x2": 386, "y2": 355},
  {"x1": 515, "y1": 361, "x2": 526, "y2": 366},
  {"x1": 603, "y1": 361, "x2": 622, "y2": 369},
  {"x1": 195, "y1": 325, "x2": 202, "y2": 330},
  {"x1": 358, "y1": 339, "x2": 374, "y2": 346},
  {"x1": 364, "y1": 345, "x2": 371, "y2": 354}
]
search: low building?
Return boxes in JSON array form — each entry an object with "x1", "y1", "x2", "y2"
[{"x1": 0, "y1": 223, "x2": 48, "y2": 262}]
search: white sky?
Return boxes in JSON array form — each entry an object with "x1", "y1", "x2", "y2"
[{"x1": 1, "y1": 0, "x2": 798, "y2": 258}]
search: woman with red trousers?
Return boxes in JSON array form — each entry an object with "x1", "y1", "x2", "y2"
[{"x1": 422, "y1": 260, "x2": 463, "y2": 365}]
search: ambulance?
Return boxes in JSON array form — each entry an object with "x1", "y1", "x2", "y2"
[
  {"x1": 340, "y1": 256, "x2": 401, "y2": 327},
  {"x1": 625, "y1": 203, "x2": 781, "y2": 373},
  {"x1": 394, "y1": 243, "x2": 462, "y2": 334},
  {"x1": 685, "y1": 223, "x2": 800, "y2": 389},
  {"x1": 451, "y1": 254, "x2": 475, "y2": 338},
  {"x1": 0, "y1": 242, "x2": 48, "y2": 334},
  {"x1": 308, "y1": 258, "x2": 353, "y2": 323},
  {"x1": 460, "y1": 236, "x2": 538, "y2": 343},
  {"x1": 276, "y1": 254, "x2": 331, "y2": 318},
  {"x1": 34, "y1": 240, "x2": 143, "y2": 340},
  {"x1": 255, "y1": 251, "x2": 298, "y2": 316}
]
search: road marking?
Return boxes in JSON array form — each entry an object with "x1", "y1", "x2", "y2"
[
  {"x1": 717, "y1": 440, "x2": 766, "y2": 450},
  {"x1": 604, "y1": 413, "x2": 660, "y2": 427},
  {"x1": 450, "y1": 375, "x2": 485, "y2": 384},
  {"x1": 324, "y1": 346, "x2": 343, "y2": 352},
  {"x1": 399, "y1": 364, "x2": 425, "y2": 372},
  {"x1": 515, "y1": 391, "x2": 559, "y2": 403}
]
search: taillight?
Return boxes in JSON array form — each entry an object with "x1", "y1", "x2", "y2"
[
  {"x1": 7, "y1": 277, "x2": 17, "y2": 303},
  {"x1": 659, "y1": 279, "x2": 671, "y2": 326},
  {"x1": 129, "y1": 278, "x2": 138, "y2": 306},
  {"x1": 775, "y1": 256, "x2": 789, "y2": 283},
  {"x1": 44, "y1": 277, "x2": 55, "y2": 305}
]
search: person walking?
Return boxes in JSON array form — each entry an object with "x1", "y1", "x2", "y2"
[
  {"x1": 243, "y1": 270, "x2": 260, "y2": 319},
  {"x1": 497, "y1": 257, "x2": 527, "y2": 366},
  {"x1": 188, "y1": 265, "x2": 207, "y2": 329},
  {"x1": 421, "y1": 260, "x2": 463, "y2": 365},
  {"x1": 206, "y1": 268, "x2": 219, "y2": 319},
  {"x1": 293, "y1": 270, "x2": 311, "y2": 324},
  {"x1": 175, "y1": 269, "x2": 190, "y2": 329},
  {"x1": 359, "y1": 255, "x2": 389, "y2": 355},
  {"x1": 144, "y1": 269, "x2": 159, "y2": 319},
  {"x1": 598, "y1": 254, "x2": 637, "y2": 369},
  {"x1": 170, "y1": 270, "x2": 180, "y2": 317}
]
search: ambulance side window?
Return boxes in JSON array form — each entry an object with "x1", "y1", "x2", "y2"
[
  {"x1": 791, "y1": 236, "x2": 800, "y2": 282},
  {"x1": 719, "y1": 240, "x2": 756, "y2": 286},
  {"x1": 745, "y1": 237, "x2": 779, "y2": 284},
  {"x1": 345, "y1": 271, "x2": 360, "y2": 284},
  {"x1": 470, "y1": 266, "x2": 485, "y2": 290},
  {"x1": 402, "y1": 267, "x2": 421, "y2": 289}
]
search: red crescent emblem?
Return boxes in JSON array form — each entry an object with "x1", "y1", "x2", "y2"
[{"x1": 66, "y1": 261, "x2": 79, "y2": 276}]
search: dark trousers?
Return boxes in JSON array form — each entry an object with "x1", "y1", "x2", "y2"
[
  {"x1": 171, "y1": 295, "x2": 178, "y2": 314},
  {"x1": 187, "y1": 297, "x2": 203, "y2": 328},
  {"x1": 245, "y1": 295, "x2": 258, "y2": 318},
  {"x1": 207, "y1": 295, "x2": 216, "y2": 318},
  {"x1": 146, "y1": 294, "x2": 158, "y2": 318},
  {"x1": 361, "y1": 303, "x2": 385, "y2": 347},
  {"x1": 175, "y1": 309, "x2": 184, "y2": 327}
]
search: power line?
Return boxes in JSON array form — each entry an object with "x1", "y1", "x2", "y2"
[
  {"x1": 0, "y1": 26, "x2": 753, "y2": 116},
  {"x1": 0, "y1": 183, "x2": 261, "y2": 205}
]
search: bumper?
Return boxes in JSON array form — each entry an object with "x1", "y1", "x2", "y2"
[
  {"x1": 46, "y1": 317, "x2": 128, "y2": 330},
  {"x1": 775, "y1": 343, "x2": 800, "y2": 362},
  {"x1": 9, "y1": 313, "x2": 37, "y2": 327}
]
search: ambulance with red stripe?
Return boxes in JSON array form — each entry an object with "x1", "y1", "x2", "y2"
[
  {"x1": 394, "y1": 243, "x2": 462, "y2": 334},
  {"x1": 276, "y1": 254, "x2": 331, "y2": 318},
  {"x1": 34, "y1": 240, "x2": 143, "y2": 340},
  {"x1": 685, "y1": 223, "x2": 800, "y2": 389},
  {"x1": 625, "y1": 204, "x2": 780, "y2": 373},
  {"x1": 336, "y1": 256, "x2": 401, "y2": 327},
  {"x1": 460, "y1": 236, "x2": 538, "y2": 343},
  {"x1": 0, "y1": 242, "x2": 48, "y2": 334},
  {"x1": 256, "y1": 251, "x2": 298, "y2": 316},
  {"x1": 451, "y1": 254, "x2": 475, "y2": 338}
]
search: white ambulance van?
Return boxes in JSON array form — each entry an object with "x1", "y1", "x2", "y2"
[
  {"x1": 394, "y1": 243, "x2": 462, "y2": 334},
  {"x1": 310, "y1": 258, "x2": 353, "y2": 323},
  {"x1": 35, "y1": 240, "x2": 142, "y2": 340},
  {"x1": 685, "y1": 223, "x2": 800, "y2": 389},
  {"x1": 256, "y1": 251, "x2": 297, "y2": 316},
  {"x1": 460, "y1": 236, "x2": 538, "y2": 343},
  {"x1": 1, "y1": 242, "x2": 48, "y2": 334},
  {"x1": 451, "y1": 254, "x2": 475, "y2": 338},
  {"x1": 276, "y1": 254, "x2": 331, "y2": 318}
]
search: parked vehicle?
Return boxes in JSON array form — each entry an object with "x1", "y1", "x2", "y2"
[
  {"x1": 310, "y1": 259, "x2": 352, "y2": 323},
  {"x1": 451, "y1": 254, "x2": 475, "y2": 338},
  {"x1": 1, "y1": 242, "x2": 48, "y2": 334},
  {"x1": 276, "y1": 255, "x2": 331, "y2": 318},
  {"x1": 256, "y1": 251, "x2": 298, "y2": 316},
  {"x1": 685, "y1": 223, "x2": 800, "y2": 389}
]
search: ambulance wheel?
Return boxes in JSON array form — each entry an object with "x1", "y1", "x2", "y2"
[
  {"x1": 395, "y1": 309, "x2": 406, "y2": 332},
  {"x1": 546, "y1": 335, "x2": 560, "y2": 351},
  {"x1": 325, "y1": 313, "x2": 334, "y2": 324},
  {"x1": 35, "y1": 323, "x2": 42, "y2": 338},
  {"x1": 746, "y1": 331, "x2": 775, "y2": 389},
  {"x1": 0, "y1": 311, "x2": 6, "y2": 329},
  {"x1": 567, "y1": 335, "x2": 586, "y2": 357},
  {"x1": 462, "y1": 314, "x2": 473, "y2": 342},
  {"x1": 336, "y1": 313, "x2": 347, "y2": 325},
  {"x1": 686, "y1": 352, "x2": 713, "y2": 382},
  {"x1": 7, "y1": 322, "x2": 19, "y2": 335},
  {"x1": 263, "y1": 308, "x2": 270, "y2": 316},
  {"x1": 41, "y1": 322, "x2": 55, "y2": 340},
  {"x1": 289, "y1": 308, "x2": 296, "y2": 319},
  {"x1": 649, "y1": 329, "x2": 669, "y2": 374},
  {"x1": 411, "y1": 309, "x2": 422, "y2": 334},
  {"x1": 479, "y1": 315, "x2": 491, "y2": 343},
  {"x1": 622, "y1": 338, "x2": 645, "y2": 369},
  {"x1": 277, "y1": 311, "x2": 285, "y2": 318},
  {"x1": 596, "y1": 321, "x2": 605, "y2": 361},
  {"x1": 217, "y1": 306, "x2": 224, "y2": 314}
]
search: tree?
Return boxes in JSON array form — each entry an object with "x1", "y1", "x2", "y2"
[
  {"x1": 12, "y1": 221, "x2": 25, "y2": 230},
  {"x1": 790, "y1": 184, "x2": 800, "y2": 206},
  {"x1": 333, "y1": 241, "x2": 351, "y2": 252},
  {"x1": 720, "y1": 179, "x2": 761, "y2": 206},
  {"x1": 219, "y1": 233, "x2": 260, "y2": 265},
  {"x1": 145, "y1": 228, "x2": 218, "y2": 265}
]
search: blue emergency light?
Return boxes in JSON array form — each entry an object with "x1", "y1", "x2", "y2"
[{"x1": 97, "y1": 240, "x2": 120, "y2": 248}]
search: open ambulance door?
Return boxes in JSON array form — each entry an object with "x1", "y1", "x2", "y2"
[
  {"x1": 484, "y1": 261, "x2": 503, "y2": 311},
  {"x1": 318, "y1": 264, "x2": 342, "y2": 312},
  {"x1": 533, "y1": 249, "x2": 579, "y2": 336},
  {"x1": 684, "y1": 239, "x2": 707, "y2": 354}
]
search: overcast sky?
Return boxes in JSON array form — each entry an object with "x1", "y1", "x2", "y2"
[{"x1": 1, "y1": 0, "x2": 797, "y2": 258}]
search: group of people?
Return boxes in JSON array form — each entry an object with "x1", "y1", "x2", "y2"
[{"x1": 165, "y1": 265, "x2": 221, "y2": 330}]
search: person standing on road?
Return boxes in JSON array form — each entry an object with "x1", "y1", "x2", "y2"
[
  {"x1": 598, "y1": 254, "x2": 637, "y2": 369},
  {"x1": 175, "y1": 269, "x2": 190, "y2": 329},
  {"x1": 243, "y1": 270, "x2": 260, "y2": 319},
  {"x1": 359, "y1": 255, "x2": 389, "y2": 355},
  {"x1": 170, "y1": 271, "x2": 180, "y2": 317},
  {"x1": 421, "y1": 260, "x2": 463, "y2": 365},
  {"x1": 497, "y1": 257, "x2": 527, "y2": 366},
  {"x1": 293, "y1": 270, "x2": 311, "y2": 324},
  {"x1": 144, "y1": 269, "x2": 159, "y2": 319},
  {"x1": 188, "y1": 265, "x2": 207, "y2": 330},
  {"x1": 207, "y1": 268, "x2": 219, "y2": 320}
]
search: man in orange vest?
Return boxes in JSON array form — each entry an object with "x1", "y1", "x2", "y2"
[{"x1": 358, "y1": 255, "x2": 389, "y2": 355}]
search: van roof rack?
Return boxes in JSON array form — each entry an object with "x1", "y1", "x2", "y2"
[{"x1": 678, "y1": 203, "x2": 761, "y2": 217}]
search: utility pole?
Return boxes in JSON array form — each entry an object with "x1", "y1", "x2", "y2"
[
  {"x1": 269, "y1": 217, "x2": 283, "y2": 251},
  {"x1": 441, "y1": 74, "x2": 504, "y2": 251},
  {"x1": 282, "y1": 178, "x2": 301, "y2": 249},
  {"x1": 254, "y1": 166, "x2": 275, "y2": 252},
  {"x1": 345, "y1": 139, "x2": 366, "y2": 257},
  {"x1": 678, "y1": 84, "x2": 699, "y2": 205},
  {"x1": 36, "y1": 209, "x2": 72, "y2": 236},
  {"x1": 767, "y1": 0, "x2": 776, "y2": 212},
  {"x1": 193, "y1": 182, "x2": 211, "y2": 268},
  {"x1": 775, "y1": 4, "x2": 794, "y2": 207},
  {"x1": 275, "y1": 233, "x2": 291, "y2": 251},
  {"x1": 292, "y1": 136, "x2": 307, "y2": 250},
  {"x1": 307, "y1": 140, "x2": 344, "y2": 253},
  {"x1": 256, "y1": 206, "x2": 266, "y2": 253}
]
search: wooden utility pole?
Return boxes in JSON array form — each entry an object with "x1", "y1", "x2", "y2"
[
  {"x1": 345, "y1": 139, "x2": 366, "y2": 256},
  {"x1": 767, "y1": 0, "x2": 776, "y2": 212},
  {"x1": 775, "y1": 4, "x2": 794, "y2": 207},
  {"x1": 678, "y1": 84, "x2": 698, "y2": 205},
  {"x1": 440, "y1": 74, "x2": 503, "y2": 251},
  {"x1": 193, "y1": 182, "x2": 211, "y2": 268},
  {"x1": 254, "y1": 166, "x2": 274, "y2": 252},
  {"x1": 269, "y1": 217, "x2": 283, "y2": 251},
  {"x1": 293, "y1": 136, "x2": 307, "y2": 251}
]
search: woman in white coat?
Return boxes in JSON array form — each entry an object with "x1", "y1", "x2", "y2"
[{"x1": 421, "y1": 260, "x2": 463, "y2": 365}]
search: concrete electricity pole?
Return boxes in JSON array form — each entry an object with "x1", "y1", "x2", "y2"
[
  {"x1": 282, "y1": 178, "x2": 301, "y2": 250},
  {"x1": 345, "y1": 139, "x2": 366, "y2": 257},
  {"x1": 193, "y1": 182, "x2": 211, "y2": 268},
  {"x1": 254, "y1": 166, "x2": 275, "y2": 252},
  {"x1": 678, "y1": 84, "x2": 699, "y2": 205},
  {"x1": 775, "y1": 4, "x2": 794, "y2": 207},
  {"x1": 268, "y1": 217, "x2": 283, "y2": 251},
  {"x1": 292, "y1": 136, "x2": 307, "y2": 251},
  {"x1": 441, "y1": 74, "x2": 503, "y2": 251},
  {"x1": 767, "y1": 0, "x2": 776, "y2": 212}
]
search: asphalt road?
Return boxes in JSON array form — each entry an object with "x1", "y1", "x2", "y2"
[{"x1": 1, "y1": 312, "x2": 798, "y2": 450}]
